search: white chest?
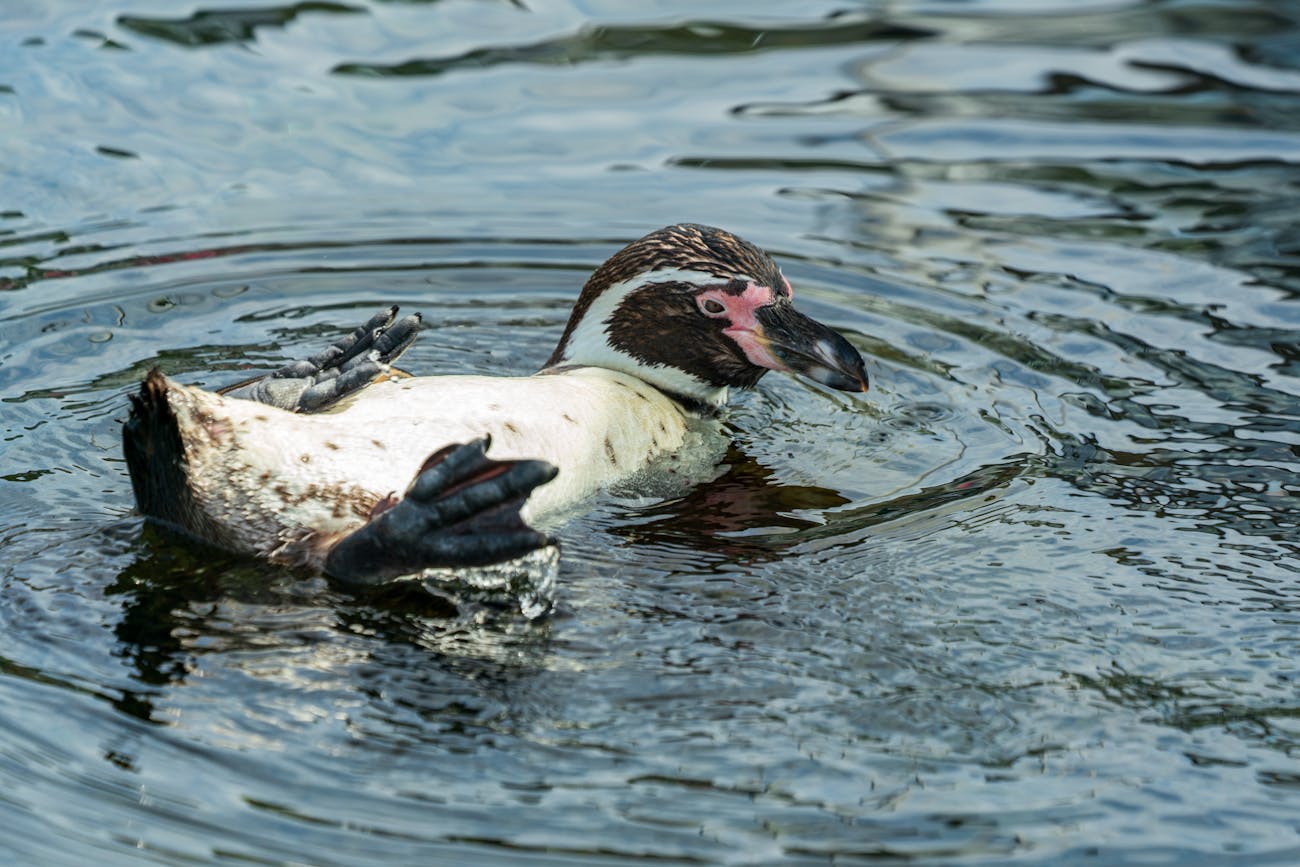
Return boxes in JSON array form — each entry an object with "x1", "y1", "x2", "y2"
[
  {"x1": 331, "y1": 369, "x2": 714, "y2": 518},
  {"x1": 176, "y1": 368, "x2": 724, "y2": 544}
]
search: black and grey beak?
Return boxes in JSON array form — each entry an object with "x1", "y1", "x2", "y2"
[{"x1": 754, "y1": 305, "x2": 869, "y2": 393}]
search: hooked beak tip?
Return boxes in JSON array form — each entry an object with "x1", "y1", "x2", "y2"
[
  {"x1": 749, "y1": 304, "x2": 871, "y2": 395},
  {"x1": 790, "y1": 335, "x2": 869, "y2": 394},
  {"x1": 809, "y1": 363, "x2": 869, "y2": 394}
]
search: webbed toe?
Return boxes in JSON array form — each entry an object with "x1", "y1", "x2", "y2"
[
  {"x1": 323, "y1": 437, "x2": 558, "y2": 587},
  {"x1": 221, "y1": 306, "x2": 422, "y2": 412}
]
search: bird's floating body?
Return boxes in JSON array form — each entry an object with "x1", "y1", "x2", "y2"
[
  {"x1": 123, "y1": 224, "x2": 868, "y2": 591},
  {"x1": 136, "y1": 367, "x2": 713, "y2": 566}
]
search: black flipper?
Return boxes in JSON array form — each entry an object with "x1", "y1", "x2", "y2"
[
  {"x1": 324, "y1": 436, "x2": 559, "y2": 588},
  {"x1": 220, "y1": 306, "x2": 422, "y2": 412}
]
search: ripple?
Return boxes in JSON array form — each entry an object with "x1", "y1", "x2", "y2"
[
  {"x1": 3, "y1": 0, "x2": 1300, "y2": 862},
  {"x1": 118, "y1": 3, "x2": 366, "y2": 48},
  {"x1": 878, "y1": 118, "x2": 1300, "y2": 165},
  {"x1": 334, "y1": 15, "x2": 933, "y2": 78}
]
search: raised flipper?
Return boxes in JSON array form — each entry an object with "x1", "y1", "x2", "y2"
[
  {"x1": 221, "y1": 306, "x2": 422, "y2": 412},
  {"x1": 324, "y1": 436, "x2": 559, "y2": 588}
]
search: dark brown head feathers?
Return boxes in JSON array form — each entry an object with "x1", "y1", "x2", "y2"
[
  {"x1": 547, "y1": 224, "x2": 784, "y2": 368},
  {"x1": 590, "y1": 224, "x2": 782, "y2": 288}
]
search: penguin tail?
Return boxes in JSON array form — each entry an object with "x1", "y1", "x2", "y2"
[{"x1": 123, "y1": 368, "x2": 194, "y2": 530}]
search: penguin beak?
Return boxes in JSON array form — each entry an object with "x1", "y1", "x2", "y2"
[{"x1": 750, "y1": 305, "x2": 869, "y2": 392}]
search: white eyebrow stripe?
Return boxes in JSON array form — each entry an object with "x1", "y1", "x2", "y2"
[{"x1": 552, "y1": 266, "x2": 731, "y2": 405}]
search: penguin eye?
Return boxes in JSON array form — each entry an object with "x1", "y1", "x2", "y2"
[{"x1": 698, "y1": 297, "x2": 727, "y2": 317}]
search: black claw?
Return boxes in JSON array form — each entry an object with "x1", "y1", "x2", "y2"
[
  {"x1": 323, "y1": 439, "x2": 559, "y2": 587},
  {"x1": 219, "y1": 306, "x2": 420, "y2": 412}
]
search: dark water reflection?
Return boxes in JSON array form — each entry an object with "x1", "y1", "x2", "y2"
[{"x1": 3, "y1": 0, "x2": 1300, "y2": 863}]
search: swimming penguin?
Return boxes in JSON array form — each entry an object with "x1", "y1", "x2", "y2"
[{"x1": 123, "y1": 224, "x2": 868, "y2": 587}]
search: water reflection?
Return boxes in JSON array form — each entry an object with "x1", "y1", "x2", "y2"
[
  {"x1": 107, "y1": 522, "x2": 560, "y2": 727},
  {"x1": 118, "y1": 4, "x2": 365, "y2": 48},
  {"x1": 609, "y1": 445, "x2": 851, "y2": 562},
  {"x1": 333, "y1": 16, "x2": 934, "y2": 77},
  {"x1": 611, "y1": 439, "x2": 1047, "y2": 567}
]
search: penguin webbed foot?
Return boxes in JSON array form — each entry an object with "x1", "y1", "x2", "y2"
[
  {"x1": 221, "y1": 306, "x2": 421, "y2": 412},
  {"x1": 323, "y1": 437, "x2": 558, "y2": 588}
]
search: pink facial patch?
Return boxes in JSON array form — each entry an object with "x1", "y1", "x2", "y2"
[{"x1": 695, "y1": 282, "x2": 787, "y2": 372}]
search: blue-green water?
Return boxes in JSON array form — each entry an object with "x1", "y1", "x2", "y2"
[{"x1": 3, "y1": 1, "x2": 1300, "y2": 863}]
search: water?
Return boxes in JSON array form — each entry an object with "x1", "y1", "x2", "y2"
[{"x1": 3, "y1": 0, "x2": 1299, "y2": 863}]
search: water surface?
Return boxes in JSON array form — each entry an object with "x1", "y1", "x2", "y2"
[{"x1": 2, "y1": 1, "x2": 1300, "y2": 864}]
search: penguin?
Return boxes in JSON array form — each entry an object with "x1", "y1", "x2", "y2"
[{"x1": 123, "y1": 224, "x2": 868, "y2": 587}]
